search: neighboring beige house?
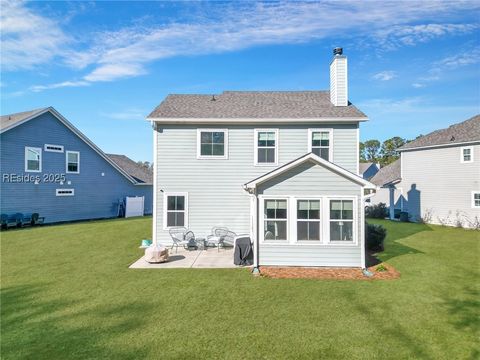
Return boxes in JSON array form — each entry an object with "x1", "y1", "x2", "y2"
[{"x1": 371, "y1": 115, "x2": 480, "y2": 228}]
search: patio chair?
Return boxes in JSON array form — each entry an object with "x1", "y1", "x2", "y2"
[
  {"x1": 0, "y1": 214, "x2": 17, "y2": 229},
  {"x1": 22, "y1": 213, "x2": 33, "y2": 226},
  {"x1": 168, "y1": 227, "x2": 191, "y2": 253},
  {"x1": 31, "y1": 213, "x2": 45, "y2": 225},
  {"x1": 207, "y1": 226, "x2": 237, "y2": 251}
]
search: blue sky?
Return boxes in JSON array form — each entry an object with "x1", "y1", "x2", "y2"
[{"x1": 1, "y1": 1, "x2": 479, "y2": 162}]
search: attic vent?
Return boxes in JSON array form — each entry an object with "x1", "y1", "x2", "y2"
[{"x1": 450, "y1": 136, "x2": 455, "y2": 141}]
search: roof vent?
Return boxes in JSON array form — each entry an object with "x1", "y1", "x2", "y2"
[
  {"x1": 333, "y1": 47, "x2": 343, "y2": 56},
  {"x1": 211, "y1": 95, "x2": 216, "y2": 101},
  {"x1": 450, "y1": 136, "x2": 455, "y2": 141}
]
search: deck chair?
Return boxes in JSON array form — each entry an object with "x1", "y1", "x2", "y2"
[{"x1": 31, "y1": 213, "x2": 45, "y2": 225}]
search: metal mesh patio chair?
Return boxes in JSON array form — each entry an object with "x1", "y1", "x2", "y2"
[{"x1": 168, "y1": 227, "x2": 190, "y2": 253}]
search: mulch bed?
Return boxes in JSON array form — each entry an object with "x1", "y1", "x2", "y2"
[{"x1": 260, "y1": 262, "x2": 400, "y2": 280}]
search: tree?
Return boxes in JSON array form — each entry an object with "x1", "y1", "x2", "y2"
[
  {"x1": 363, "y1": 139, "x2": 381, "y2": 162},
  {"x1": 379, "y1": 136, "x2": 406, "y2": 166},
  {"x1": 359, "y1": 142, "x2": 367, "y2": 162},
  {"x1": 137, "y1": 161, "x2": 153, "y2": 171}
]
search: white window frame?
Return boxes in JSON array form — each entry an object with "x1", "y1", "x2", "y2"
[
  {"x1": 308, "y1": 128, "x2": 333, "y2": 162},
  {"x1": 56, "y1": 189, "x2": 74, "y2": 196},
  {"x1": 44, "y1": 144, "x2": 64, "y2": 153},
  {"x1": 24, "y1": 146, "x2": 42, "y2": 173},
  {"x1": 66, "y1": 151, "x2": 80, "y2": 174},
  {"x1": 259, "y1": 196, "x2": 289, "y2": 243},
  {"x1": 254, "y1": 129, "x2": 279, "y2": 166},
  {"x1": 294, "y1": 198, "x2": 322, "y2": 243},
  {"x1": 461, "y1": 146, "x2": 474, "y2": 163},
  {"x1": 472, "y1": 191, "x2": 480, "y2": 209},
  {"x1": 327, "y1": 197, "x2": 357, "y2": 245},
  {"x1": 196, "y1": 129, "x2": 229, "y2": 160},
  {"x1": 163, "y1": 192, "x2": 189, "y2": 230}
]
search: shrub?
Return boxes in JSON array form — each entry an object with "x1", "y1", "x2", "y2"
[
  {"x1": 399, "y1": 211, "x2": 409, "y2": 222},
  {"x1": 366, "y1": 203, "x2": 388, "y2": 219},
  {"x1": 375, "y1": 264, "x2": 388, "y2": 272},
  {"x1": 366, "y1": 223, "x2": 387, "y2": 252}
]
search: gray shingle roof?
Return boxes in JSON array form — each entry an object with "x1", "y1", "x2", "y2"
[
  {"x1": 1, "y1": 108, "x2": 48, "y2": 131},
  {"x1": 106, "y1": 154, "x2": 153, "y2": 184},
  {"x1": 400, "y1": 114, "x2": 480, "y2": 151},
  {"x1": 370, "y1": 159, "x2": 401, "y2": 187},
  {"x1": 148, "y1": 91, "x2": 367, "y2": 119},
  {"x1": 359, "y1": 162, "x2": 374, "y2": 174}
]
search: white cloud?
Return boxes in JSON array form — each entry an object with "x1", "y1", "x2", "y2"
[
  {"x1": 372, "y1": 71, "x2": 397, "y2": 81},
  {"x1": 3, "y1": 0, "x2": 479, "y2": 90},
  {"x1": 435, "y1": 47, "x2": 480, "y2": 68},
  {"x1": 29, "y1": 80, "x2": 89, "y2": 92},
  {"x1": 0, "y1": 0, "x2": 70, "y2": 70},
  {"x1": 412, "y1": 83, "x2": 425, "y2": 88}
]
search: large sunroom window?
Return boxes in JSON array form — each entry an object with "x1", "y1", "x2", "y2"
[
  {"x1": 264, "y1": 199, "x2": 287, "y2": 241},
  {"x1": 330, "y1": 199, "x2": 354, "y2": 241},
  {"x1": 297, "y1": 200, "x2": 321, "y2": 241}
]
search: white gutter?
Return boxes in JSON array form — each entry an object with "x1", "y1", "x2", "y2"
[{"x1": 147, "y1": 117, "x2": 368, "y2": 124}]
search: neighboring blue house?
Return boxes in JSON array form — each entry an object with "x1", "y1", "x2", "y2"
[{"x1": 0, "y1": 107, "x2": 152, "y2": 224}]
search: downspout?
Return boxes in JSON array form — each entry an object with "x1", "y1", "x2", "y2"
[{"x1": 244, "y1": 185, "x2": 260, "y2": 275}]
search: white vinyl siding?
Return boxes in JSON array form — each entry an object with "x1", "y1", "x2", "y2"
[
  {"x1": 197, "y1": 129, "x2": 228, "y2": 159},
  {"x1": 66, "y1": 151, "x2": 80, "y2": 173},
  {"x1": 25, "y1": 146, "x2": 42, "y2": 172},
  {"x1": 254, "y1": 129, "x2": 278, "y2": 166},
  {"x1": 154, "y1": 124, "x2": 359, "y2": 245}
]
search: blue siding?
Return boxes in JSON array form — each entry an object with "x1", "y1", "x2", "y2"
[
  {"x1": 362, "y1": 164, "x2": 379, "y2": 180},
  {"x1": 0, "y1": 112, "x2": 152, "y2": 223}
]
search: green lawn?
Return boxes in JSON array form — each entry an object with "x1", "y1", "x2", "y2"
[{"x1": 1, "y1": 218, "x2": 479, "y2": 359}]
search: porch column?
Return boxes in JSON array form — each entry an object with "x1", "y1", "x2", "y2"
[{"x1": 250, "y1": 193, "x2": 259, "y2": 270}]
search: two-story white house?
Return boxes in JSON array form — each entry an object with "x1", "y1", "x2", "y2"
[
  {"x1": 371, "y1": 115, "x2": 480, "y2": 228},
  {"x1": 147, "y1": 48, "x2": 376, "y2": 270}
]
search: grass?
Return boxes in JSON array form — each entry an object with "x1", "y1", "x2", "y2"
[{"x1": 1, "y1": 217, "x2": 479, "y2": 359}]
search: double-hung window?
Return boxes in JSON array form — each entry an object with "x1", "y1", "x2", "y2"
[
  {"x1": 308, "y1": 129, "x2": 332, "y2": 161},
  {"x1": 263, "y1": 199, "x2": 288, "y2": 241},
  {"x1": 461, "y1": 147, "x2": 474, "y2": 163},
  {"x1": 164, "y1": 193, "x2": 188, "y2": 228},
  {"x1": 197, "y1": 129, "x2": 228, "y2": 159},
  {"x1": 329, "y1": 199, "x2": 354, "y2": 242},
  {"x1": 297, "y1": 200, "x2": 321, "y2": 241},
  {"x1": 25, "y1": 147, "x2": 42, "y2": 172},
  {"x1": 255, "y1": 129, "x2": 278, "y2": 165},
  {"x1": 472, "y1": 191, "x2": 480, "y2": 208},
  {"x1": 66, "y1": 151, "x2": 80, "y2": 173}
]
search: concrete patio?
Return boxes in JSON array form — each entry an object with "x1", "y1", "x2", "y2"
[{"x1": 129, "y1": 247, "x2": 247, "y2": 269}]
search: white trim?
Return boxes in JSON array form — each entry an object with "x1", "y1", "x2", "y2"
[
  {"x1": 293, "y1": 197, "x2": 323, "y2": 244},
  {"x1": 196, "y1": 128, "x2": 229, "y2": 160},
  {"x1": 245, "y1": 152, "x2": 377, "y2": 190},
  {"x1": 258, "y1": 195, "x2": 358, "y2": 247},
  {"x1": 400, "y1": 153, "x2": 404, "y2": 179},
  {"x1": 254, "y1": 128, "x2": 279, "y2": 166},
  {"x1": 152, "y1": 123, "x2": 158, "y2": 245},
  {"x1": 356, "y1": 126, "x2": 360, "y2": 175},
  {"x1": 307, "y1": 128, "x2": 333, "y2": 162},
  {"x1": 398, "y1": 141, "x2": 480, "y2": 152},
  {"x1": 147, "y1": 117, "x2": 369, "y2": 124},
  {"x1": 472, "y1": 191, "x2": 480, "y2": 209},
  {"x1": 162, "y1": 192, "x2": 189, "y2": 230},
  {"x1": 460, "y1": 146, "x2": 474, "y2": 163},
  {"x1": 327, "y1": 197, "x2": 357, "y2": 246},
  {"x1": 66, "y1": 151, "x2": 80, "y2": 174},
  {"x1": 56, "y1": 188, "x2": 74, "y2": 196},
  {"x1": 1, "y1": 107, "x2": 140, "y2": 184},
  {"x1": 259, "y1": 196, "x2": 289, "y2": 243},
  {"x1": 24, "y1": 146, "x2": 42, "y2": 173},
  {"x1": 44, "y1": 144, "x2": 64, "y2": 153},
  {"x1": 360, "y1": 192, "x2": 366, "y2": 268}
]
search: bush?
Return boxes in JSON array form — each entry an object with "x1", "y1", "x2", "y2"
[
  {"x1": 366, "y1": 203, "x2": 388, "y2": 219},
  {"x1": 399, "y1": 211, "x2": 409, "y2": 222},
  {"x1": 366, "y1": 223, "x2": 387, "y2": 252}
]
